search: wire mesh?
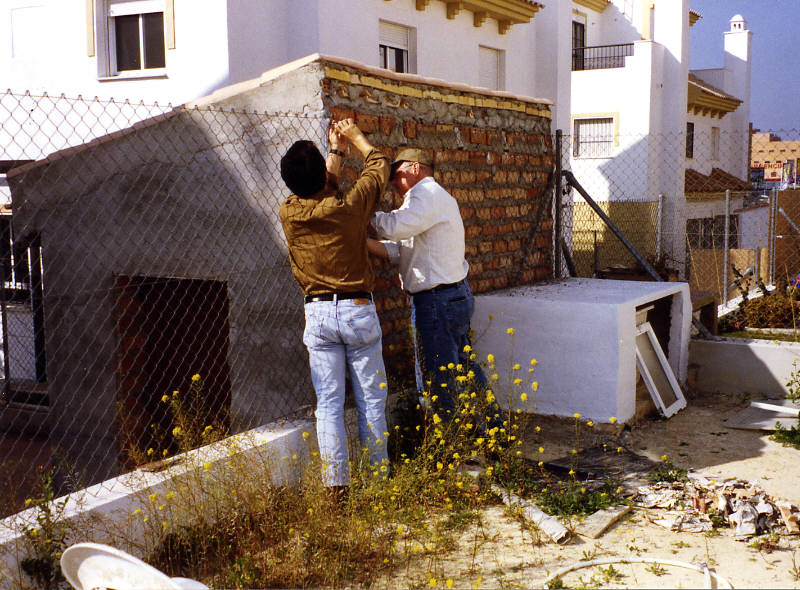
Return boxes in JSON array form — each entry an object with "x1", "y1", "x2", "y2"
[
  {"x1": 555, "y1": 127, "x2": 800, "y2": 316},
  {"x1": 0, "y1": 89, "x2": 555, "y2": 514}
]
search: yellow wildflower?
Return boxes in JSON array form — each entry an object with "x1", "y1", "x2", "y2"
[
  {"x1": 506, "y1": 327, "x2": 515, "y2": 335},
  {"x1": 487, "y1": 353, "x2": 495, "y2": 363},
  {"x1": 532, "y1": 382, "x2": 539, "y2": 391},
  {"x1": 302, "y1": 431, "x2": 310, "y2": 439},
  {"x1": 447, "y1": 362, "x2": 455, "y2": 369},
  {"x1": 520, "y1": 393, "x2": 528, "y2": 402},
  {"x1": 610, "y1": 416, "x2": 618, "y2": 424},
  {"x1": 161, "y1": 394, "x2": 169, "y2": 403},
  {"x1": 379, "y1": 382, "x2": 387, "y2": 389},
  {"x1": 191, "y1": 374, "x2": 201, "y2": 382},
  {"x1": 530, "y1": 359, "x2": 538, "y2": 366},
  {"x1": 573, "y1": 412, "x2": 581, "y2": 419},
  {"x1": 463, "y1": 344, "x2": 472, "y2": 353},
  {"x1": 587, "y1": 421, "x2": 594, "y2": 427}
]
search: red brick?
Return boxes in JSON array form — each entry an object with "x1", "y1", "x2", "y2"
[
  {"x1": 465, "y1": 225, "x2": 482, "y2": 239},
  {"x1": 492, "y1": 275, "x2": 509, "y2": 289},
  {"x1": 508, "y1": 239, "x2": 522, "y2": 251},
  {"x1": 356, "y1": 113, "x2": 379, "y2": 133},
  {"x1": 534, "y1": 234, "x2": 549, "y2": 248},
  {"x1": 479, "y1": 241, "x2": 493, "y2": 254},
  {"x1": 487, "y1": 130, "x2": 502, "y2": 145},
  {"x1": 460, "y1": 206, "x2": 474, "y2": 220},
  {"x1": 419, "y1": 124, "x2": 436, "y2": 135},
  {"x1": 506, "y1": 205, "x2": 520, "y2": 217},
  {"x1": 435, "y1": 149, "x2": 453, "y2": 164},
  {"x1": 404, "y1": 121, "x2": 418, "y2": 139},
  {"x1": 469, "y1": 128, "x2": 487, "y2": 144},
  {"x1": 465, "y1": 243, "x2": 478, "y2": 257},
  {"x1": 379, "y1": 116, "x2": 395, "y2": 136},
  {"x1": 437, "y1": 124, "x2": 454, "y2": 134},
  {"x1": 493, "y1": 240, "x2": 508, "y2": 254},
  {"x1": 469, "y1": 151, "x2": 486, "y2": 165},
  {"x1": 330, "y1": 107, "x2": 355, "y2": 121}
]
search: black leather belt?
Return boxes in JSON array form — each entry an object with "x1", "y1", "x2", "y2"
[
  {"x1": 304, "y1": 291, "x2": 372, "y2": 303},
  {"x1": 413, "y1": 280, "x2": 464, "y2": 295}
]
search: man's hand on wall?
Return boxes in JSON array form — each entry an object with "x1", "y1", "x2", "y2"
[{"x1": 335, "y1": 118, "x2": 373, "y2": 157}]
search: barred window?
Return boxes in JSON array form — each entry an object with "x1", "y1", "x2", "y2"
[
  {"x1": 711, "y1": 126, "x2": 720, "y2": 160},
  {"x1": 686, "y1": 122, "x2": 694, "y2": 159},
  {"x1": 573, "y1": 117, "x2": 614, "y2": 158}
]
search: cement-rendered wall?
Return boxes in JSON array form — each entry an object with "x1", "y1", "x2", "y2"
[{"x1": 7, "y1": 55, "x2": 554, "y2": 484}]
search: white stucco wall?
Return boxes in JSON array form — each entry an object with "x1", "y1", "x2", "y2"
[
  {"x1": 2, "y1": 0, "x2": 548, "y2": 106},
  {"x1": 472, "y1": 278, "x2": 691, "y2": 424}
]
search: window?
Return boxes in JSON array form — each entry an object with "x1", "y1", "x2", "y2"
[
  {"x1": 478, "y1": 45, "x2": 505, "y2": 91},
  {"x1": 573, "y1": 118, "x2": 614, "y2": 158},
  {"x1": 686, "y1": 122, "x2": 694, "y2": 159},
  {"x1": 571, "y1": 20, "x2": 585, "y2": 71},
  {"x1": 379, "y1": 21, "x2": 412, "y2": 74},
  {"x1": 711, "y1": 126, "x2": 720, "y2": 160},
  {"x1": 107, "y1": 1, "x2": 165, "y2": 74}
]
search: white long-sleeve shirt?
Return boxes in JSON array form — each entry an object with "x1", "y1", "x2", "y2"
[{"x1": 372, "y1": 177, "x2": 469, "y2": 294}]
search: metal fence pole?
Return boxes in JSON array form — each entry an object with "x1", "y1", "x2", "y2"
[
  {"x1": 769, "y1": 187, "x2": 777, "y2": 285},
  {"x1": 554, "y1": 129, "x2": 563, "y2": 279},
  {"x1": 656, "y1": 193, "x2": 664, "y2": 261},
  {"x1": 723, "y1": 189, "x2": 730, "y2": 305}
]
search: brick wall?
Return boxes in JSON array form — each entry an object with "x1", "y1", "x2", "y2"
[{"x1": 318, "y1": 59, "x2": 554, "y2": 370}]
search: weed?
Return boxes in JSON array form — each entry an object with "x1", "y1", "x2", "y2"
[
  {"x1": 790, "y1": 551, "x2": 800, "y2": 581},
  {"x1": 19, "y1": 469, "x2": 70, "y2": 590},
  {"x1": 597, "y1": 564, "x2": 624, "y2": 583},
  {"x1": 545, "y1": 576, "x2": 565, "y2": 589},
  {"x1": 770, "y1": 360, "x2": 800, "y2": 448},
  {"x1": 645, "y1": 562, "x2": 667, "y2": 576},
  {"x1": 534, "y1": 479, "x2": 625, "y2": 517},
  {"x1": 580, "y1": 548, "x2": 597, "y2": 561},
  {"x1": 646, "y1": 455, "x2": 687, "y2": 483},
  {"x1": 747, "y1": 531, "x2": 781, "y2": 553}
]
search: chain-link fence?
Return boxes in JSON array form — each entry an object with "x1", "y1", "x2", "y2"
[
  {"x1": 554, "y1": 127, "x2": 800, "y2": 316},
  {"x1": 0, "y1": 89, "x2": 555, "y2": 516}
]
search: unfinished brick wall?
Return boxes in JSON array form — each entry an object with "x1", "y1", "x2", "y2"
[{"x1": 318, "y1": 59, "x2": 555, "y2": 368}]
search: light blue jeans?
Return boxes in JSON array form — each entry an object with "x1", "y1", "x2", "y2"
[{"x1": 303, "y1": 298, "x2": 389, "y2": 486}]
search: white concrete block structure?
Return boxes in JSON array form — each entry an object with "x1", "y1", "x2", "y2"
[{"x1": 473, "y1": 278, "x2": 691, "y2": 424}]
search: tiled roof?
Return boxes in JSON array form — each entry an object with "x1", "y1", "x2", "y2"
[
  {"x1": 685, "y1": 167, "x2": 750, "y2": 193},
  {"x1": 687, "y1": 73, "x2": 740, "y2": 103}
]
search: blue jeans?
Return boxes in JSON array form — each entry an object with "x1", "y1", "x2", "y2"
[
  {"x1": 411, "y1": 280, "x2": 500, "y2": 427},
  {"x1": 303, "y1": 298, "x2": 389, "y2": 486}
]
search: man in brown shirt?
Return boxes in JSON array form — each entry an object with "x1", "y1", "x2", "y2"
[{"x1": 279, "y1": 119, "x2": 390, "y2": 495}]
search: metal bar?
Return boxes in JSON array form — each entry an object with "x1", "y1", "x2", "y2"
[
  {"x1": 769, "y1": 188, "x2": 776, "y2": 285},
  {"x1": 723, "y1": 190, "x2": 730, "y2": 306},
  {"x1": 563, "y1": 170, "x2": 715, "y2": 340},
  {"x1": 554, "y1": 129, "x2": 563, "y2": 279},
  {"x1": 561, "y1": 236, "x2": 576, "y2": 277},
  {"x1": 656, "y1": 193, "x2": 663, "y2": 261},
  {"x1": 778, "y1": 207, "x2": 800, "y2": 234},
  {"x1": 30, "y1": 236, "x2": 46, "y2": 382},
  {"x1": 0, "y1": 257, "x2": 9, "y2": 406},
  {"x1": 563, "y1": 170, "x2": 661, "y2": 279}
]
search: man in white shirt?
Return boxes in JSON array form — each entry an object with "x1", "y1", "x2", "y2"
[{"x1": 368, "y1": 149, "x2": 500, "y2": 426}]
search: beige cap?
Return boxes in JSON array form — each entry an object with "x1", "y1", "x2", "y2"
[{"x1": 390, "y1": 148, "x2": 433, "y2": 179}]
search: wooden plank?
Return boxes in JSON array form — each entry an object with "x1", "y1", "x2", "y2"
[{"x1": 575, "y1": 505, "x2": 632, "y2": 539}]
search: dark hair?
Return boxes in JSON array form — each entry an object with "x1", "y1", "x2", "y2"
[{"x1": 280, "y1": 140, "x2": 326, "y2": 197}]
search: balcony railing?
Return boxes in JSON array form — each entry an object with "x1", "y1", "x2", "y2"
[{"x1": 572, "y1": 43, "x2": 635, "y2": 71}]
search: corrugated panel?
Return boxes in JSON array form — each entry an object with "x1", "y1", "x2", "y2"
[{"x1": 479, "y1": 46, "x2": 500, "y2": 90}]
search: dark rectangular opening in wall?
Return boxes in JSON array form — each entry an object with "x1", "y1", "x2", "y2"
[{"x1": 114, "y1": 275, "x2": 232, "y2": 465}]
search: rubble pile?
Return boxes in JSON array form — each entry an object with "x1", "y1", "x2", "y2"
[{"x1": 635, "y1": 472, "x2": 800, "y2": 539}]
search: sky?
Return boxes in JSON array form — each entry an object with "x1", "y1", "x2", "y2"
[{"x1": 689, "y1": 0, "x2": 800, "y2": 132}]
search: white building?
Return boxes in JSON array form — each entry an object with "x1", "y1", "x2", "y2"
[{"x1": 565, "y1": 1, "x2": 751, "y2": 278}]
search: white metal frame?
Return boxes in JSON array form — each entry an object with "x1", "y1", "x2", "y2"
[
  {"x1": 635, "y1": 321, "x2": 686, "y2": 417},
  {"x1": 106, "y1": 0, "x2": 166, "y2": 76}
]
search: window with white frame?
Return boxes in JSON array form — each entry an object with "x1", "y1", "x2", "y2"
[
  {"x1": 379, "y1": 21, "x2": 414, "y2": 74},
  {"x1": 478, "y1": 45, "x2": 504, "y2": 91},
  {"x1": 107, "y1": 0, "x2": 166, "y2": 74},
  {"x1": 573, "y1": 117, "x2": 614, "y2": 158},
  {"x1": 711, "y1": 126, "x2": 720, "y2": 160}
]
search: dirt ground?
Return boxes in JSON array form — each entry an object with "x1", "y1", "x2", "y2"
[{"x1": 381, "y1": 390, "x2": 800, "y2": 589}]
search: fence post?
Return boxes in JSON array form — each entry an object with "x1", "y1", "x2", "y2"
[
  {"x1": 769, "y1": 187, "x2": 777, "y2": 285},
  {"x1": 0, "y1": 260, "x2": 9, "y2": 406},
  {"x1": 656, "y1": 193, "x2": 664, "y2": 261},
  {"x1": 554, "y1": 129, "x2": 563, "y2": 279},
  {"x1": 723, "y1": 189, "x2": 730, "y2": 306},
  {"x1": 754, "y1": 247, "x2": 760, "y2": 286}
]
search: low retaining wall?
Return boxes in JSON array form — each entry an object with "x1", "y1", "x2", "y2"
[
  {"x1": 690, "y1": 337, "x2": 800, "y2": 396},
  {"x1": 0, "y1": 416, "x2": 315, "y2": 589}
]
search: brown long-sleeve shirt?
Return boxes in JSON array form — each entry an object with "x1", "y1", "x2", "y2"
[{"x1": 279, "y1": 149, "x2": 389, "y2": 296}]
